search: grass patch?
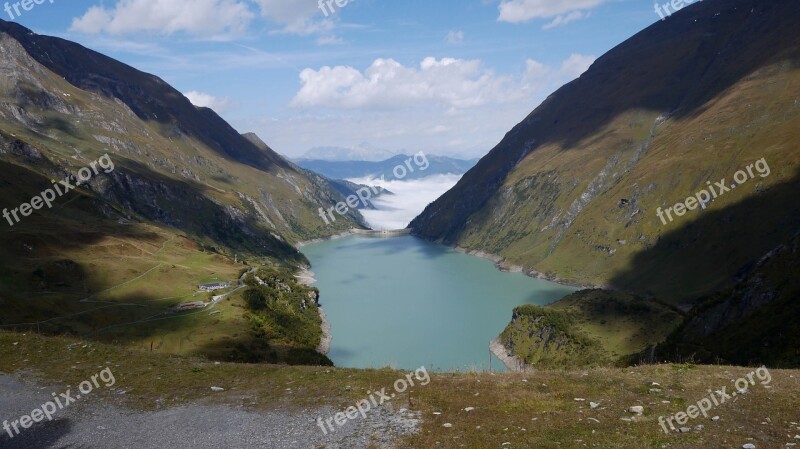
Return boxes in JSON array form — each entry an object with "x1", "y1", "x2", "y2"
[{"x1": 1, "y1": 331, "x2": 798, "y2": 449}]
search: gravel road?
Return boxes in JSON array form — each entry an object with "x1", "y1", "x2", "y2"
[{"x1": 0, "y1": 375, "x2": 419, "y2": 449}]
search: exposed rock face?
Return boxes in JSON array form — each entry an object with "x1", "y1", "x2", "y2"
[
  {"x1": 489, "y1": 337, "x2": 529, "y2": 372},
  {"x1": 316, "y1": 307, "x2": 332, "y2": 355},
  {"x1": 308, "y1": 289, "x2": 320, "y2": 305}
]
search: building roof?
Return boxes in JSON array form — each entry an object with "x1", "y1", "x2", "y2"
[{"x1": 199, "y1": 282, "x2": 229, "y2": 288}]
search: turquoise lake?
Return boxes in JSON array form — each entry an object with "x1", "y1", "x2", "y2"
[{"x1": 302, "y1": 235, "x2": 577, "y2": 372}]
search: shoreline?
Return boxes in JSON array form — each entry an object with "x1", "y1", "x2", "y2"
[
  {"x1": 295, "y1": 229, "x2": 363, "y2": 249},
  {"x1": 450, "y1": 244, "x2": 603, "y2": 290},
  {"x1": 294, "y1": 267, "x2": 317, "y2": 286},
  {"x1": 298, "y1": 229, "x2": 595, "y2": 290},
  {"x1": 489, "y1": 337, "x2": 530, "y2": 373},
  {"x1": 316, "y1": 307, "x2": 332, "y2": 355},
  {"x1": 296, "y1": 228, "x2": 412, "y2": 249},
  {"x1": 293, "y1": 268, "x2": 331, "y2": 356},
  {"x1": 296, "y1": 230, "x2": 597, "y2": 361}
]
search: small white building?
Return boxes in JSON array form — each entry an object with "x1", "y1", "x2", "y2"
[{"x1": 199, "y1": 282, "x2": 230, "y2": 292}]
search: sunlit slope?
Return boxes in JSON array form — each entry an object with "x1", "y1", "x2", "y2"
[
  {"x1": 411, "y1": 0, "x2": 800, "y2": 304},
  {"x1": 0, "y1": 20, "x2": 362, "y2": 249}
]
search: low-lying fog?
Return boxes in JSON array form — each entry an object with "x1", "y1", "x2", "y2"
[{"x1": 347, "y1": 174, "x2": 463, "y2": 230}]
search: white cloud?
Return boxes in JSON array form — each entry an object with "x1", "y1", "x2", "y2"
[
  {"x1": 427, "y1": 125, "x2": 452, "y2": 134},
  {"x1": 559, "y1": 53, "x2": 596, "y2": 78},
  {"x1": 498, "y1": 0, "x2": 605, "y2": 24},
  {"x1": 290, "y1": 54, "x2": 595, "y2": 111},
  {"x1": 517, "y1": 54, "x2": 595, "y2": 97},
  {"x1": 291, "y1": 57, "x2": 520, "y2": 110},
  {"x1": 542, "y1": 11, "x2": 587, "y2": 30},
  {"x1": 184, "y1": 91, "x2": 232, "y2": 112},
  {"x1": 238, "y1": 54, "x2": 596, "y2": 160},
  {"x1": 317, "y1": 35, "x2": 345, "y2": 46},
  {"x1": 445, "y1": 30, "x2": 464, "y2": 44},
  {"x1": 348, "y1": 174, "x2": 463, "y2": 230},
  {"x1": 70, "y1": 0, "x2": 255, "y2": 37},
  {"x1": 272, "y1": 18, "x2": 335, "y2": 36},
  {"x1": 251, "y1": 0, "x2": 334, "y2": 35}
]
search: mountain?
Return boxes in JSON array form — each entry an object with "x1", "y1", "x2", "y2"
[
  {"x1": 411, "y1": 0, "x2": 800, "y2": 307},
  {"x1": 301, "y1": 143, "x2": 395, "y2": 162},
  {"x1": 295, "y1": 154, "x2": 478, "y2": 181},
  {"x1": 244, "y1": 132, "x2": 378, "y2": 215},
  {"x1": 0, "y1": 19, "x2": 363, "y2": 248},
  {"x1": 496, "y1": 290, "x2": 683, "y2": 369},
  {"x1": 0, "y1": 19, "x2": 363, "y2": 363}
]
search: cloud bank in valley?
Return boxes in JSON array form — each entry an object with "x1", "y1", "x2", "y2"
[{"x1": 348, "y1": 174, "x2": 463, "y2": 230}]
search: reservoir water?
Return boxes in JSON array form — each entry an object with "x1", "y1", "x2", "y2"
[{"x1": 303, "y1": 235, "x2": 577, "y2": 372}]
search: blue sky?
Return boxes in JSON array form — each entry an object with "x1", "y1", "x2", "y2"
[{"x1": 6, "y1": 0, "x2": 662, "y2": 158}]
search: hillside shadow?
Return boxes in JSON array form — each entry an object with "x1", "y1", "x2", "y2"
[
  {"x1": 609, "y1": 169, "x2": 800, "y2": 304},
  {"x1": 104, "y1": 159, "x2": 305, "y2": 265},
  {"x1": 0, "y1": 418, "x2": 75, "y2": 449},
  {"x1": 0, "y1": 155, "x2": 304, "y2": 266},
  {"x1": 0, "y1": 151, "x2": 302, "y2": 347},
  {"x1": 199, "y1": 333, "x2": 333, "y2": 366}
]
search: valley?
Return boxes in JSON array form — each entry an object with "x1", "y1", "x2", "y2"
[{"x1": 0, "y1": 0, "x2": 799, "y2": 447}]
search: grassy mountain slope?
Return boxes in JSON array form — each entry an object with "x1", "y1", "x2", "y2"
[
  {"x1": 0, "y1": 21, "x2": 281, "y2": 172},
  {"x1": 0, "y1": 20, "x2": 362, "y2": 247},
  {"x1": 216, "y1": 266, "x2": 331, "y2": 365},
  {"x1": 0, "y1": 21, "x2": 354, "y2": 363},
  {"x1": 411, "y1": 0, "x2": 800, "y2": 305},
  {"x1": 499, "y1": 290, "x2": 684, "y2": 368}
]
